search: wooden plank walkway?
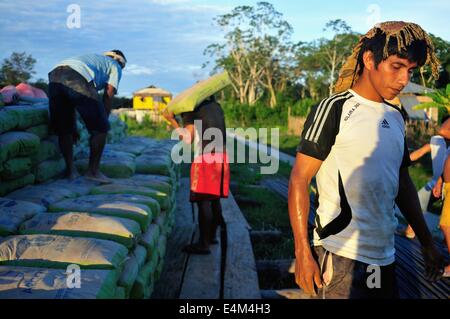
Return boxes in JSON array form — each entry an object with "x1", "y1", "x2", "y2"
[
  {"x1": 261, "y1": 176, "x2": 450, "y2": 299},
  {"x1": 152, "y1": 178, "x2": 260, "y2": 299},
  {"x1": 152, "y1": 178, "x2": 195, "y2": 299}
]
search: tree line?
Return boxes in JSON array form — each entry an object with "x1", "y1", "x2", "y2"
[{"x1": 204, "y1": 2, "x2": 450, "y2": 108}]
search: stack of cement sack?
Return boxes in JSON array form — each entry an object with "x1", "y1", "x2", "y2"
[
  {"x1": 0, "y1": 104, "x2": 129, "y2": 196},
  {"x1": 73, "y1": 113, "x2": 127, "y2": 160},
  {"x1": 0, "y1": 104, "x2": 61, "y2": 195},
  {"x1": 0, "y1": 135, "x2": 180, "y2": 299}
]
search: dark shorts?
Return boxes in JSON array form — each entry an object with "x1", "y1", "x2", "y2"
[
  {"x1": 311, "y1": 246, "x2": 399, "y2": 299},
  {"x1": 48, "y1": 66, "x2": 109, "y2": 136}
]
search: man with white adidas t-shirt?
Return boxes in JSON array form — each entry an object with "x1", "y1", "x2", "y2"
[{"x1": 288, "y1": 22, "x2": 445, "y2": 299}]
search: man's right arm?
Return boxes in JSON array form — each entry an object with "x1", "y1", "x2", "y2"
[{"x1": 288, "y1": 152, "x2": 323, "y2": 296}]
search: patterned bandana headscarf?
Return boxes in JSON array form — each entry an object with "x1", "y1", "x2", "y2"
[{"x1": 334, "y1": 21, "x2": 440, "y2": 93}]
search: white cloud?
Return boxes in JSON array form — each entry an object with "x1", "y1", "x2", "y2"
[
  {"x1": 148, "y1": 0, "x2": 229, "y2": 13},
  {"x1": 124, "y1": 64, "x2": 155, "y2": 76},
  {"x1": 149, "y1": 0, "x2": 190, "y2": 4}
]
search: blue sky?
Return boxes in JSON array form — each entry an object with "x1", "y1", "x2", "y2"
[{"x1": 1, "y1": 0, "x2": 449, "y2": 97}]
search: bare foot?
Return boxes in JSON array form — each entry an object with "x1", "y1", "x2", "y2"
[
  {"x1": 84, "y1": 171, "x2": 112, "y2": 184},
  {"x1": 65, "y1": 169, "x2": 80, "y2": 181}
]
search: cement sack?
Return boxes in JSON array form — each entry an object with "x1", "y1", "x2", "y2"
[
  {"x1": 75, "y1": 149, "x2": 136, "y2": 161},
  {"x1": 135, "y1": 155, "x2": 172, "y2": 176},
  {"x1": 126, "y1": 174, "x2": 174, "y2": 187},
  {"x1": 114, "y1": 286, "x2": 126, "y2": 299},
  {"x1": 0, "y1": 110, "x2": 18, "y2": 134},
  {"x1": 111, "y1": 178, "x2": 173, "y2": 196},
  {"x1": 4, "y1": 104, "x2": 49, "y2": 129},
  {"x1": 90, "y1": 184, "x2": 170, "y2": 211},
  {"x1": 43, "y1": 177, "x2": 99, "y2": 196},
  {"x1": 121, "y1": 136, "x2": 157, "y2": 148},
  {"x1": 140, "y1": 224, "x2": 161, "y2": 259},
  {"x1": 25, "y1": 124, "x2": 49, "y2": 140},
  {"x1": 0, "y1": 266, "x2": 118, "y2": 299},
  {"x1": 75, "y1": 158, "x2": 136, "y2": 178},
  {"x1": 34, "y1": 158, "x2": 65, "y2": 183},
  {"x1": 167, "y1": 71, "x2": 231, "y2": 115},
  {"x1": 157, "y1": 235, "x2": 167, "y2": 261},
  {"x1": 1, "y1": 157, "x2": 32, "y2": 180},
  {"x1": 0, "y1": 234, "x2": 128, "y2": 270},
  {"x1": 20, "y1": 212, "x2": 141, "y2": 249},
  {"x1": 0, "y1": 131, "x2": 40, "y2": 163},
  {"x1": 76, "y1": 194, "x2": 160, "y2": 218},
  {"x1": 16, "y1": 83, "x2": 48, "y2": 99},
  {"x1": 105, "y1": 143, "x2": 146, "y2": 156},
  {"x1": 6, "y1": 184, "x2": 77, "y2": 207},
  {"x1": 130, "y1": 249, "x2": 159, "y2": 299},
  {"x1": 131, "y1": 245, "x2": 147, "y2": 269},
  {"x1": 118, "y1": 256, "x2": 139, "y2": 298},
  {"x1": 155, "y1": 212, "x2": 169, "y2": 236},
  {"x1": 30, "y1": 140, "x2": 59, "y2": 164},
  {"x1": 0, "y1": 198, "x2": 46, "y2": 236},
  {"x1": 49, "y1": 198, "x2": 152, "y2": 232},
  {"x1": 0, "y1": 174, "x2": 35, "y2": 197},
  {"x1": 155, "y1": 257, "x2": 164, "y2": 281}
]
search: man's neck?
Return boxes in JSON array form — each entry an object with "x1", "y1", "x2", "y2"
[{"x1": 351, "y1": 77, "x2": 383, "y2": 103}]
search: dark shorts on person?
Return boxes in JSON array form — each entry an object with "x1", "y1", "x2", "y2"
[
  {"x1": 311, "y1": 245, "x2": 399, "y2": 299},
  {"x1": 48, "y1": 66, "x2": 109, "y2": 136}
]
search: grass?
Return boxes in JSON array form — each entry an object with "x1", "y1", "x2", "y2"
[{"x1": 125, "y1": 117, "x2": 173, "y2": 140}]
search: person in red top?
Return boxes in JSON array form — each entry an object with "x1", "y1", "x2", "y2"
[{"x1": 164, "y1": 95, "x2": 229, "y2": 254}]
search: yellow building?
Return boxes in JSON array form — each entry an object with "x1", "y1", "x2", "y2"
[{"x1": 132, "y1": 86, "x2": 172, "y2": 111}]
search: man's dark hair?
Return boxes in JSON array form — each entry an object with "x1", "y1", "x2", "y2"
[
  {"x1": 111, "y1": 50, "x2": 126, "y2": 62},
  {"x1": 356, "y1": 30, "x2": 428, "y2": 76}
]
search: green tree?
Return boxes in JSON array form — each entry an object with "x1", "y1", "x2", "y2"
[
  {"x1": 0, "y1": 52, "x2": 36, "y2": 86},
  {"x1": 204, "y1": 2, "x2": 294, "y2": 107},
  {"x1": 294, "y1": 20, "x2": 359, "y2": 99},
  {"x1": 414, "y1": 84, "x2": 450, "y2": 113}
]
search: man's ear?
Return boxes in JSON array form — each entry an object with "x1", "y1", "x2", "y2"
[{"x1": 362, "y1": 51, "x2": 376, "y2": 71}]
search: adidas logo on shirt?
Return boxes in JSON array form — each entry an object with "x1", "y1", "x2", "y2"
[{"x1": 381, "y1": 119, "x2": 390, "y2": 129}]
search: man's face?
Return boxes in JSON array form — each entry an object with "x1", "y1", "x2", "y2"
[{"x1": 367, "y1": 54, "x2": 418, "y2": 100}]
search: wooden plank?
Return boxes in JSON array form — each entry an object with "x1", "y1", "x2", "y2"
[
  {"x1": 221, "y1": 192, "x2": 251, "y2": 229},
  {"x1": 152, "y1": 178, "x2": 195, "y2": 299},
  {"x1": 224, "y1": 221, "x2": 261, "y2": 299},
  {"x1": 395, "y1": 236, "x2": 450, "y2": 298},
  {"x1": 174, "y1": 178, "x2": 195, "y2": 227},
  {"x1": 179, "y1": 227, "x2": 222, "y2": 299},
  {"x1": 152, "y1": 225, "x2": 195, "y2": 299}
]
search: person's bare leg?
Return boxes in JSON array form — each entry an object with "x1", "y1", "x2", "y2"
[
  {"x1": 183, "y1": 200, "x2": 212, "y2": 254},
  {"x1": 85, "y1": 132, "x2": 110, "y2": 182},
  {"x1": 197, "y1": 200, "x2": 213, "y2": 249},
  {"x1": 441, "y1": 225, "x2": 450, "y2": 274},
  {"x1": 58, "y1": 134, "x2": 78, "y2": 180},
  {"x1": 210, "y1": 199, "x2": 223, "y2": 244}
]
